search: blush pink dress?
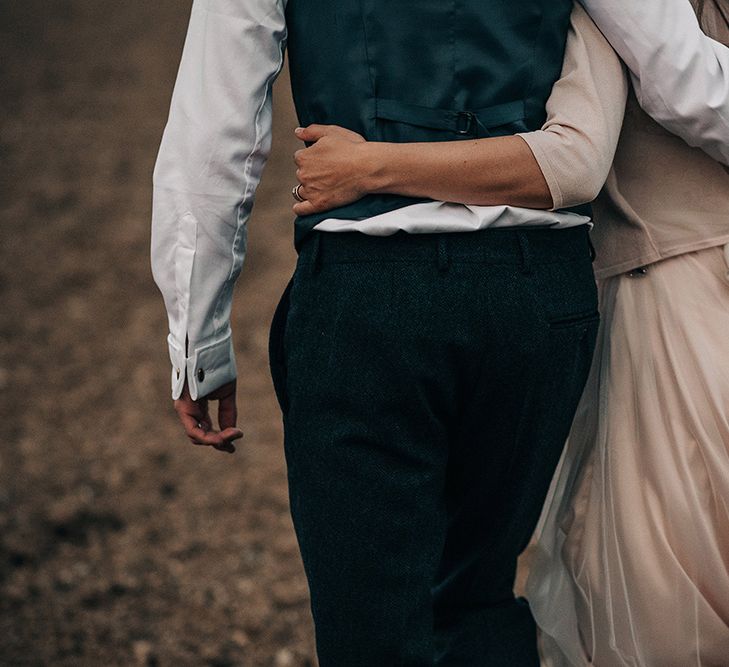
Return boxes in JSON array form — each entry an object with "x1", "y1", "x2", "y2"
[{"x1": 523, "y1": 2, "x2": 729, "y2": 665}]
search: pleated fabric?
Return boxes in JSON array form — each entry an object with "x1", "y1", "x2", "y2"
[{"x1": 527, "y1": 243, "x2": 729, "y2": 667}]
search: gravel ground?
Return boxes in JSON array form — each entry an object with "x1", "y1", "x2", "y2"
[{"x1": 0, "y1": 2, "x2": 530, "y2": 664}]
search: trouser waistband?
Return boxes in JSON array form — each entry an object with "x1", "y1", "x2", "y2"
[{"x1": 297, "y1": 225, "x2": 592, "y2": 274}]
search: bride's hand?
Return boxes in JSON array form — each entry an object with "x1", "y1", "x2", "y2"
[{"x1": 292, "y1": 124, "x2": 371, "y2": 215}]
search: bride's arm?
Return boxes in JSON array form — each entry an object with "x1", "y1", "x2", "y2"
[
  {"x1": 359, "y1": 134, "x2": 552, "y2": 209},
  {"x1": 293, "y1": 4, "x2": 628, "y2": 216}
]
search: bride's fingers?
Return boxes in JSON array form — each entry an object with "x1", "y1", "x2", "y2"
[
  {"x1": 294, "y1": 182, "x2": 309, "y2": 200},
  {"x1": 295, "y1": 124, "x2": 330, "y2": 142},
  {"x1": 293, "y1": 199, "x2": 318, "y2": 216},
  {"x1": 295, "y1": 124, "x2": 365, "y2": 143}
]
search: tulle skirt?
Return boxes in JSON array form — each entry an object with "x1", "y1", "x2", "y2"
[{"x1": 527, "y1": 243, "x2": 729, "y2": 667}]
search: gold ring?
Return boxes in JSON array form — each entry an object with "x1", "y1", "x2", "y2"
[{"x1": 292, "y1": 184, "x2": 306, "y2": 202}]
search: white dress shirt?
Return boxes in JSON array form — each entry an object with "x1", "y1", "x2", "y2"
[
  {"x1": 152, "y1": 0, "x2": 729, "y2": 400},
  {"x1": 580, "y1": 0, "x2": 729, "y2": 165}
]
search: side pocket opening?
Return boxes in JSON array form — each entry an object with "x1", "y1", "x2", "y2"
[{"x1": 268, "y1": 274, "x2": 295, "y2": 414}]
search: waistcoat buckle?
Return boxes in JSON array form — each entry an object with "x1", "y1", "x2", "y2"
[{"x1": 455, "y1": 111, "x2": 476, "y2": 135}]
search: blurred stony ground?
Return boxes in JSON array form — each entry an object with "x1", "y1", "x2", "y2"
[{"x1": 0, "y1": 1, "x2": 530, "y2": 665}]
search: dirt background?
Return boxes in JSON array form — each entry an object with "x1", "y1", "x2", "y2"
[{"x1": 0, "y1": 2, "x2": 529, "y2": 665}]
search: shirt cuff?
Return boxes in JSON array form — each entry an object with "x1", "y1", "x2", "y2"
[{"x1": 167, "y1": 331, "x2": 237, "y2": 400}]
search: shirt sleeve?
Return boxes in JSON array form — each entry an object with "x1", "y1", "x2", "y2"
[
  {"x1": 580, "y1": 0, "x2": 729, "y2": 165},
  {"x1": 517, "y1": 3, "x2": 629, "y2": 210},
  {"x1": 151, "y1": 0, "x2": 288, "y2": 400}
]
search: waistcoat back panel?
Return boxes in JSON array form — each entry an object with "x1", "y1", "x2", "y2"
[{"x1": 284, "y1": 0, "x2": 579, "y2": 246}]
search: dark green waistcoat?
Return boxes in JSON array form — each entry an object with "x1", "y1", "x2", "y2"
[{"x1": 285, "y1": 0, "x2": 586, "y2": 248}]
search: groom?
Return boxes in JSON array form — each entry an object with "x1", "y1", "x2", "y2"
[{"x1": 151, "y1": 0, "x2": 729, "y2": 664}]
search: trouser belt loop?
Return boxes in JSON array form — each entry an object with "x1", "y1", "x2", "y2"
[
  {"x1": 517, "y1": 231, "x2": 533, "y2": 275},
  {"x1": 437, "y1": 235, "x2": 450, "y2": 273},
  {"x1": 310, "y1": 231, "x2": 323, "y2": 275}
]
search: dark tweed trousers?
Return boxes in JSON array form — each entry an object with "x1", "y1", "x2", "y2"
[{"x1": 269, "y1": 226, "x2": 598, "y2": 667}]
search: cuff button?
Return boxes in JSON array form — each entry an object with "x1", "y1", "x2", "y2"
[{"x1": 196, "y1": 368, "x2": 205, "y2": 382}]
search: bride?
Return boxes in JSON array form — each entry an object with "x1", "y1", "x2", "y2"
[{"x1": 526, "y1": 2, "x2": 729, "y2": 664}]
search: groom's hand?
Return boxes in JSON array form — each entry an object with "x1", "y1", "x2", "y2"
[
  {"x1": 292, "y1": 124, "x2": 369, "y2": 215},
  {"x1": 174, "y1": 379, "x2": 243, "y2": 454}
]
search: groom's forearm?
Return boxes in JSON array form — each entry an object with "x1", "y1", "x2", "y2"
[
  {"x1": 151, "y1": 0, "x2": 288, "y2": 401},
  {"x1": 360, "y1": 135, "x2": 553, "y2": 209}
]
